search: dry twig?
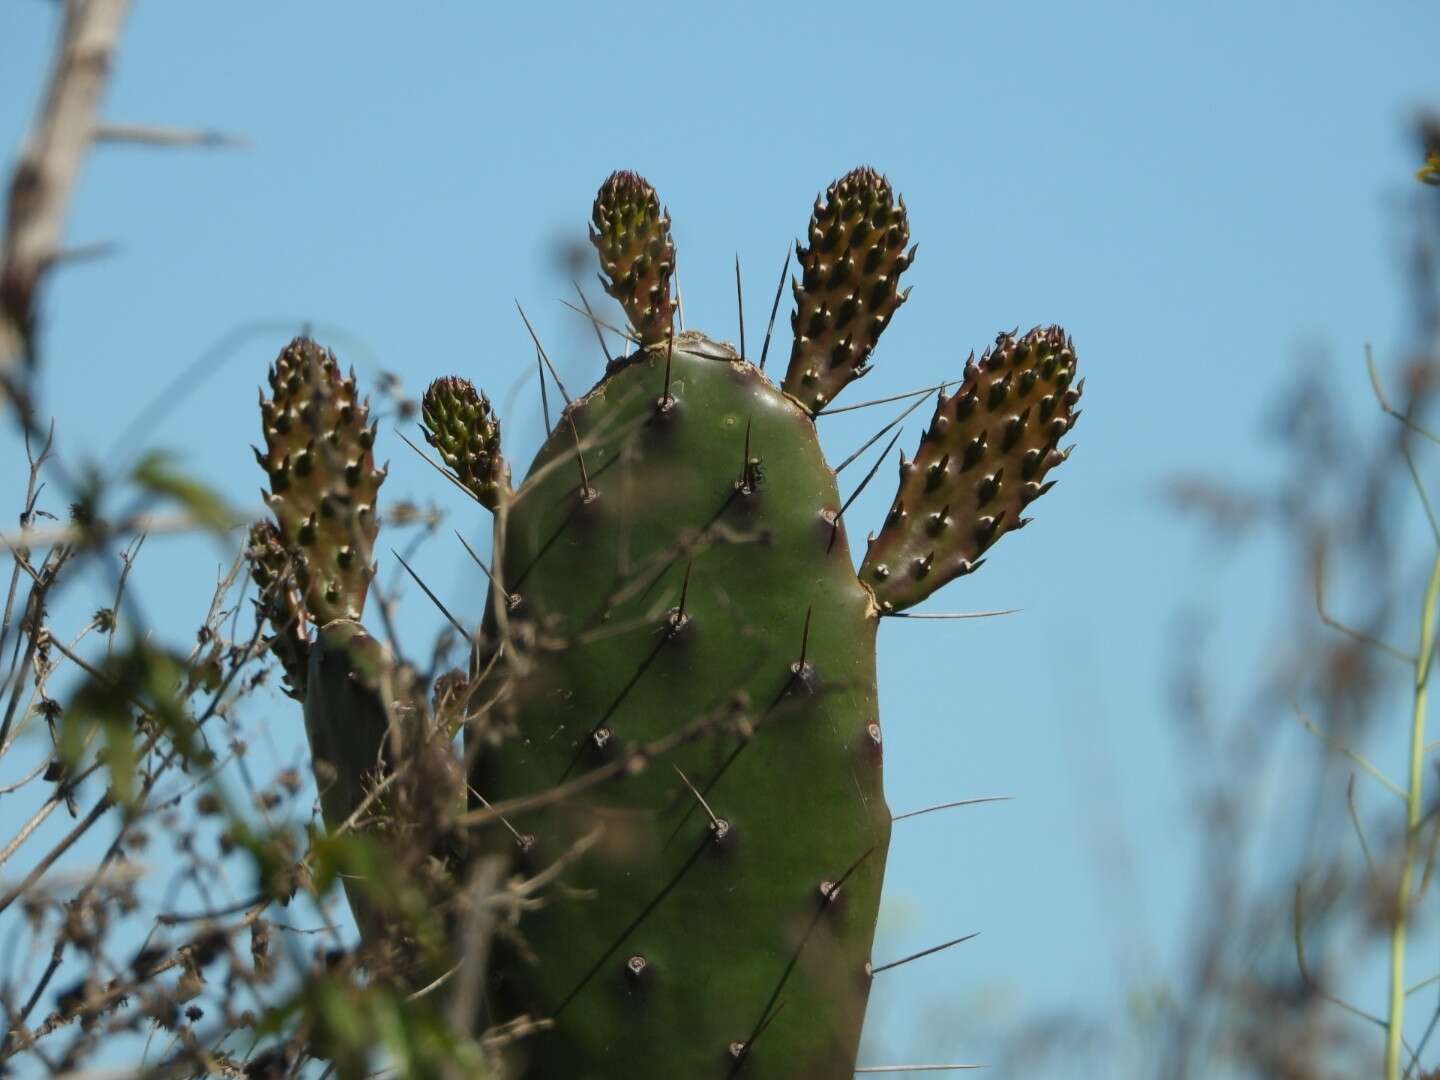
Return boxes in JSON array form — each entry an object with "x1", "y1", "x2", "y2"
[{"x1": 1, "y1": 0, "x2": 132, "y2": 418}]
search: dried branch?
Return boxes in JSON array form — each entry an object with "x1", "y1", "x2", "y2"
[
  {"x1": 1, "y1": 0, "x2": 132, "y2": 418},
  {"x1": 92, "y1": 123, "x2": 247, "y2": 148},
  {"x1": 0, "y1": 510, "x2": 247, "y2": 551}
]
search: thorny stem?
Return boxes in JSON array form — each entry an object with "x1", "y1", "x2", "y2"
[{"x1": 1387, "y1": 550, "x2": 1440, "y2": 1079}]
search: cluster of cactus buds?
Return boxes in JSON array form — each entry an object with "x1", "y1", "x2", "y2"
[{"x1": 249, "y1": 166, "x2": 1082, "y2": 1078}]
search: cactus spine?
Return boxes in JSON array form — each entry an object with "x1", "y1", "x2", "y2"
[{"x1": 253, "y1": 168, "x2": 1083, "y2": 1077}]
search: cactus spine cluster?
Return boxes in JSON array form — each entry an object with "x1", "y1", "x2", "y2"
[{"x1": 249, "y1": 167, "x2": 1082, "y2": 1077}]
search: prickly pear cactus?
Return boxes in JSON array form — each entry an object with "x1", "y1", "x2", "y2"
[
  {"x1": 473, "y1": 331, "x2": 887, "y2": 1079},
  {"x1": 462, "y1": 169, "x2": 1081, "y2": 1078},
  {"x1": 248, "y1": 338, "x2": 446, "y2": 950},
  {"x1": 249, "y1": 167, "x2": 1082, "y2": 1078}
]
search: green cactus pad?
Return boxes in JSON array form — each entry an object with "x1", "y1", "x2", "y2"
[
  {"x1": 247, "y1": 168, "x2": 1087, "y2": 1076},
  {"x1": 245, "y1": 520, "x2": 311, "y2": 700},
  {"x1": 256, "y1": 336, "x2": 385, "y2": 624},
  {"x1": 473, "y1": 332, "x2": 890, "y2": 1078},
  {"x1": 305, "y1": 620, "x2": 399, "y2": 832},
  {"x1": 590, "y1": 171, "x2": 677, "y2": 348},
  {"x1": 860, "y1": 326, "x2": 1081, "y2": 612},
  {"x1": 781, "y1": 167, "x2": 915, "y2": 414},
  {"x1": 421, "y1": 375, "x2": 509, "y2": 510},
  {"x1": 306, "y1": 619, "x2": 463, "y2": 950}
]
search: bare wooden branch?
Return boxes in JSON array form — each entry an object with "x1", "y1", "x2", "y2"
[
  {"x1": 92, "y1": 123, "x2": 248, "y2": 149},
  {"x1": 1, "y1": 0, "x2": 132, "y2": 413},
  {"x1": 0, "y1": 510, "x2": 248, "y2": 551}
]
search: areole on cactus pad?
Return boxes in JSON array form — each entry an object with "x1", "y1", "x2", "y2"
[{"x1": 247, "y1": 166, "x2": 1082, "y2": 1077}]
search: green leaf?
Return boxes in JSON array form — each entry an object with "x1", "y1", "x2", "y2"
[
  {"x1": 132, "y1": 449, "x2": 237, "y2": 533},
  {"x1": 63, "y1": 642, "x2": 202, "y2": 804},
  {"x1": 102, "y1": 719, "x2": 138, "y2": 807}
]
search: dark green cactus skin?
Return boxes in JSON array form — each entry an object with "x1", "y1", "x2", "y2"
[
  {"x1": 305, "y1": 620, "x2": 458, "y2": 946},
  {"x1": 305, "y1": 620, "x2": 395, "y2": 845},
  {"x1": 473, "y1": 333, "x2": 890, "y2": 1078}
]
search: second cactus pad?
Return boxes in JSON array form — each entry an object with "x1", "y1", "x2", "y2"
[{"x1": 473, "y1": 333, "x2": 890, "y2": 1079}]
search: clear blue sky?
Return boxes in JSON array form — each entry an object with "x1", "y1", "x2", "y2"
[{"x1": 3, "y1": 2, "x2": 1439, "y2": 1074}]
